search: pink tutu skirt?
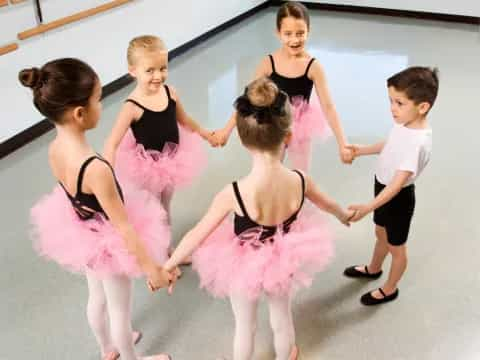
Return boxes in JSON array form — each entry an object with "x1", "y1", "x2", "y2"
[
  {"x1": 289, "y1": 89, "x2": 332, "y2": 153},
  {"x1": 115, "y1": 126, "x2": 208, "y2": 195},
  {"x1": 30, "y1": 184, "x2": 170, "y2": 278},
  {"x1": 192, "y1": 205, "x2": 334, "y2": 299}
]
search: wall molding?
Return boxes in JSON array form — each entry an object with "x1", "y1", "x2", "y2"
[{"x1": 2, "y1": 0, "x2": 478, "y2": 159}]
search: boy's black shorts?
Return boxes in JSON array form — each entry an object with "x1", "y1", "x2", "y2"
[{"x1": 373, "y1": 177, "x2": 415, "y2": 246}]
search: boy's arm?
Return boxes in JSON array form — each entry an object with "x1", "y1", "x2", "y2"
[
  {"x1": 350, "y1": 141, "x2": 385, "y2": 158},
  {"x1": 349, "y1": 170, "x2": 412, "y2": 221}
]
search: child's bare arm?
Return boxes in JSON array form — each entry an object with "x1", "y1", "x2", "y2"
[
  {"x1": 349, "y1": 170, "x2": 412, "y2": 222},
  {"x1": 304, "y1": 173, "x2": 354, "y2": 225},
  {"x1": 349, "y1": 141, "x2": 385, "y2": 159},
  {"x1": 103, "y1": 103, "x2": 137, "y2": 165}
]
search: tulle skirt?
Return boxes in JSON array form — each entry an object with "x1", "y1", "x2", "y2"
[
  {"x1": 289, "y1": 89, "x2": 332, "y2": 154},
  {"x1": 115, "y1": 126, "x2": 208, "y2": 195},
  {"x1": 192, "y1": 205, "x2": 334, "y2": 299},
  {"x1": 30, "y1": 184, "x2": 170, "y2": 278}
]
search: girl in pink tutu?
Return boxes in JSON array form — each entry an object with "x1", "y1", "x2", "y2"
[
  {"x1": 104, "y1": 35, "x2": 213, "y2": 225},
  {"x1": 211, "y1": 1, "x2": 353, "y2": 170},
  {"x1": 23, "y1": 58, "x2": 173, "y2": 360},
  {"x1": 165, "y1": 78, "x2": 355, "y2": 359},
  {"x1": 104, "y1": 35, "x2": 214, "y2": 265}
]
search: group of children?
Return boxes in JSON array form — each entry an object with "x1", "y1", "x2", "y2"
[{"x1": 23, "y1": 2, "x2": 438, "y2": 359}]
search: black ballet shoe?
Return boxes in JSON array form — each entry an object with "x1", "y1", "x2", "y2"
[
  {"x1": 361, "y1": 288, "x2": 399, "y2": 306},
  {"x1": 343, "y1": 265, "x2": 382, "y2": 279}
]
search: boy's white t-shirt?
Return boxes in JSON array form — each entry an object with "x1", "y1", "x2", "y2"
[{"x1": 375, "y1": 123, "x2": 432, "y2": 186}]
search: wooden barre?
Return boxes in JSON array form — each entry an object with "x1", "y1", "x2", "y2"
[
  {"x1": 10, "y1": 0, "x2": 28, "y2": 4},
  {"x1": 18, "y1": 0, "x2": 133, "y2": 40},
  {"x1": 0, "y1": 43, "x2": 19, "y2": 56}
]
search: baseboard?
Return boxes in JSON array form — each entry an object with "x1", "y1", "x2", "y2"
[
  {"x1": 0, "y1": 1, "x2": 271, "y2": 159},
  {"x1": 2, "y1": 0, "x2": 478, "y2": 159},
  {"x1": 271, "y1": 1, "x2": 480, "y2": 25}
]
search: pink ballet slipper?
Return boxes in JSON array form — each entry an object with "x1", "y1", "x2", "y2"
[
  {"x1": 143, "y1": 355, "x2": 172, "y2": 360},
  {"x1": 289, "y1": 345, "x2": 299, "y2": 360}
]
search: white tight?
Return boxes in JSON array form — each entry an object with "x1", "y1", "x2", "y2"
[
  {"x1": 230, "y1": 293, "x2": 295, "y2": 360},
  {"x1": 86, "y1": 272, "x2": 138, "y2": 360},
  {"x1": 159, "y1": 186, "x2": 175, "y2": 225}
]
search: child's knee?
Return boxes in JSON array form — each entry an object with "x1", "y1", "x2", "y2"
[
  {"x1": 88, "y1": 292, "x2": 107, "y2": 312},
  {"x1": 375, "y1": 225, "x2": 387, "y2": 239},
  {"x1": 388, "y1": 244, "x2": 407, "y2": 258},
  {"x1": 236, "y1": 321, "x2": 257, "y2": 339}
]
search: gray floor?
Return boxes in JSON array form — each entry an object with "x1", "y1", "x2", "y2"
[{"x1": 1, "y1": 7, "x2": 479, "y2": 360}]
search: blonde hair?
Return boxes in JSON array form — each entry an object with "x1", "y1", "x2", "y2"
[{"x1": 127, "y1": 35, "x2": 166, "y2": 66}]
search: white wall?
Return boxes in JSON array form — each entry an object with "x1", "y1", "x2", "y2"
[
  {"x1": 0, "y1": 0, "x2": 265, "y2": 144},
  {"x1": 307, "y1": 0, "x2": 480, "y2": 17}
]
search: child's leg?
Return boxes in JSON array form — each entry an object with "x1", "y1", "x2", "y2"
[
  {"x1": 267, "y1": 293, "x2": 296, "y2": 360},
  {"x1": 103, "y1": 275, "x2": 138, "y2": 360},
  {"x1": 288, "y1": 140, "x2": 312, "y2": 172},
  {"x1": 163, "y1": 185, "x2": 191, "y2": 266},
  {"x1": 230, "y1": 294, "x2": 259, "y2": 360},
  {"x1": 383, "y1": 244, "x2": 407, "y2": 294},
  {"x1": 86, "y1": 272, "x2": 114, "y2": 356},
  {"x1": 354, "y1": 225, "x2": 389, "y2": 274},
  {"x1": 160, "y1": 186, "x2": 175, "y2": 226},
  {"x1": 368, "y1": 225, "x2": 389, "y2": 272}
]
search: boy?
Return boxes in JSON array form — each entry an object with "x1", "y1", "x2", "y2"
[{"x1": 344, "y1": 66, "x2": 439, "y2": 305}]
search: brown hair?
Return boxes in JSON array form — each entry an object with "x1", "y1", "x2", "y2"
[
  {"x1": 127, "y1": 35, "x2": 166, "y2": 66},
  {"x1": 276, "y1": 1, "x2": 310, "y2": 31},
  {"x1": 235, "y1": 77, "x2": 291, "y2": 152},
  {"x1": 387, "y1": 66, "x2": 439, "y2": 108},
  {"x1": 19, "y1": 58, "x2": 98, "y2": 123}
]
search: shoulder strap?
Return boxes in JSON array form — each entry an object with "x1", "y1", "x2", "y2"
[
  {"x1": 125, "y1": 98, "x2": 147, "y2": 110},
  {"x1": 94, "y1": 154, "x2": 114, "y2": 171},
  {"x1": 292, "y1": 170, "x2": 306, "y2": 208},
  {"x1": 76, "y1": 156, "x2": 100, "y2": 196},
  {"x1": 58, "y1": 182, "x2": 74, "y2": 200},
  {"x1": 304, "y1": 58, "x2": 316, "y2": 77},
  {"x1": 164, "y1": 85, "x2": 172, "y2": 100},
  {"x1": 268, "y1": 54, "x2": 276, "y2": 73},
  {"x1": 232, "y1": 182, "x2": 250, "y2": 219}
]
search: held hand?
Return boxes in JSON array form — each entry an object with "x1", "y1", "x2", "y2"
[
  {"x1": 147, "y1": 266, "x2": 172, "y2": 292},
  {"x1": 340, "y1": 145, "x2": 354, "y2": 164},
  {"x1": 339, "y1": 208, "x2": 356, "y2": 226},
  {"x1": 198, "y1": 128, "x2": 215, "y2": 147},
  {"x1": 203, "y1": 131, "x2": 218, "y2": 147},
  {"x1": 210, "y1": 128, "x2": 229, "y2": 147},
  {"x1": 347, "y1": 204, "x2": 371, "y2": 222},
  {"x1": 345, "y1": 144, "x2": 361, "y2": 161},
  {"x1": 166, "y1": 267, "x2": 181, "y2": 295}
]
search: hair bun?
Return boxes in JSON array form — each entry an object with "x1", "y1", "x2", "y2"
[
  {"x1": 19, "y1": 67, "x2": 42, "y2": 89},
  {"x1": 431, "y1": 67, "x2": 439, "y2": 85}
]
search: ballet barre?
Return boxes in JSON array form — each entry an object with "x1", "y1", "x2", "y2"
[
  {"x1": 17, "y1": 0, "x2": 133, "y2": 40},
  {"x1": 10, "y1": 0, "x2": 28, "y2": 4},
  {"x1": 0, "y1": 43, "x2": 19, "y2": 56}
]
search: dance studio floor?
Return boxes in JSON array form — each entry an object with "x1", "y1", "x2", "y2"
[{"x1": 1, "y1": 6, "x2": 479, "y2": 360}]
